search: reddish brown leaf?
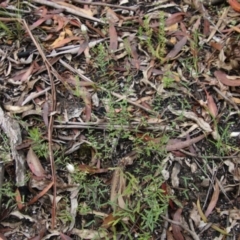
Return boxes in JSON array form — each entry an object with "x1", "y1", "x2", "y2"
[
  {"x1": 26, "y1": 148, "x2": 46, "y2": 177},
  {"x1": 29, "y1": 15, "x2": 53, "y2": 31},
  {"x1": 79, "y1": 87, "x2": 92, "y2": 121},
  {"x1": 109, "y1": 22, "x2": 118, "y2": 51},
  {"x1": 172, "y1": 208, "x2": 184, "y2": 240},
  {"x1": 205, "y1": 181, "x2": 220, "y2": 218},
  {"x1": 0, "y1": 233, "x2": 7, "y2": 240},
  {"x1": 205, "y1": 90, "x2": 218, "y2": 117},
  {"x1": 130, "y1": 43, "x2": 140, "y2": 69},
  {"x1": 166, "y1": 134, "x2": 206, "y2": 151},
  {"x1": 203, "y1": 18, "x2": 210, "y2": 36},
  {"x1": 21, "y1": 62, "x2": 35, "y2": 82},
  {"x1": 229, "y1": 0, "x2": 240, "y2": 12},
  {"x1": 16, "y1": 140, "x2": 33, "y2": 150},
  {"x1": 161, "y1": 182, "x2": 174, "y2": 209},
  {"x1": 52, "y1": 15, "x2": 67, "y2": 32},
  {"x1": 77, "y1": 40, "x2": 89, "y2": 56},
  {"x1": 165, "y1": 12, "x2": 186, "y2": 27},
  {"x1": 27, "y1": 181, "x2": 54, "y2": 206},
  {"x1": 60, "y1": 233, "x2": 73, "y2": 240},
  {"x1": 15, "y1": 188, "x2": 24, "y2": 210},
  {"x1": 165, "y1": 36, "x2": 188, "y2": 60},
  {"x1": 214, "y1": 70, "x2": 240, "y2": 86},
  {"x1": 102, "y1": 213, "x2": 119, "y2": 229}
]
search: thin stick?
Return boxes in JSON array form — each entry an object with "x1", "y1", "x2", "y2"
[
  {"x1": 71, "y1": 0, "x2": 139, "y2": 11},
  {"x1": 23, "y1": 19, "x2": 57, "y2": 229},
  {"x1": 179, "y1": 149, "x2": 240, "y2": 159},
  {"x1": 31, "y1": 0, "x2": 104, "y2": 23}
]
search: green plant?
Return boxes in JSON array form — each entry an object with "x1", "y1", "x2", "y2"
[
  {"x1": 0, "y1": 21, "x2": 12, "y2": 38},
  {"x1": 92, "y1": 43, "x2": 110, "y2": 73},
  {"x1": 58, "y1": 209, "x2": 73, "y2": 224},
  {"x1": 0, "y1": 132, "x2": 11, "y2": 163},
  {"x1": 0, "y1": 182, "x2": 16, "y2": 208},
  {"x1": 138, "y1": 11, "x2": 166, "y2": 61},
  {"x1": 190, "y1": 30, "x2": 201, "y2": 73},
  {"x1": 28, "y1": 127, "x2": 48, "y2": 158}
]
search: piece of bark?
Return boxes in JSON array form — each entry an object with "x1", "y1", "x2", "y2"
[{"x1": 0, "y1": 107, "x2": 26, "y2": 187}]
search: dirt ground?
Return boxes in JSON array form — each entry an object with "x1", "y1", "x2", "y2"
[{"x1": 1, "y1": 0, "x2": 240, "y2": 239}]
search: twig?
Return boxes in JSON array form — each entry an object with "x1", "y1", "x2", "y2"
[
  {"x1": 31, "y1": 0, "x2": 105, "y2": 23},
  {"x1": 160, "y1": 211, "x2": 169, "y2": 240},
  {"x1": 53, "y1": 123, "x2": 171, "y2": 131},
  {"x1": 161, "y1": 216, "x2": 200, "y2": 240},
  {"x1": 110, "y1": 91, "x2": 159, "y2": 116},
  {"x1": 71, "y1": 0, "x2": 139, "y2": 11},
  {"x1": 179, "y1": 149, "x2": 240, "y2": 159},
  {"x1": 23, "y1": 19, "x2": 57, "y2": 229},
  {"x1": 0, "y1": 162, "x2": 4, "y2": 211},
  {"x1": 166, "y1": 134, "x2": 206, "y2": 151}
]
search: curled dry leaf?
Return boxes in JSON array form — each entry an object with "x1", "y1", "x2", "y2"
[
  {"x1": 10, "y1": 210, "x2": 36, "y2": 222},
  {"x1": 168, "y1": 106, "x2": 212, "y2": 132},
  {"x1": 4, "y1": 104, "x2": 34, "y2": 114}
]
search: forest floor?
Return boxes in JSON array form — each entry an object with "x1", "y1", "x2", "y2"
[{"x1": 1, "y1": 0, "x2": 240, "y2": 239}]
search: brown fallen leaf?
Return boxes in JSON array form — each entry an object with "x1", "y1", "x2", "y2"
[
  {"x1": 29, "y1": 14, "x2": 53, "y2": 31},
  {"x1": 166, "y1": 134, "x2": 206, "y2": 151},
  {"x1": 110, "y1": 167, "x2": 126, "y2": 209},
  {"x1": 165, "y1": 36, "x2": 188, "y2": 60},
  {"x1": 214, "y1": 70, "x2": 240, "y2": 86},
  {"x1": 172, "y1": 208, "x2": 184, "y2": 240},
  {"x1": 102, "y1": 212, "x2": 118, "y2": 229},
  {"x1": 165, "y1": 12, "x2": 186, "y2": 27},
  {"x1": 205, "y1": 89, "x2": 218, "y2": 117},
  {"x1": 60, "y1": 233, "x2": 73, "y2": 240},
  {"x1": 26, "y1": 148, "x2": 46, "y2": 178},
  {"x1": 78, "y1": 87, "x2": 92, "y2": 122},
  {"x1": 15, "y1": 188, "x2": 24, "y2": 210},
  {"x1": 109, "y1": 21, "x2": 118, "y2": 51},
  {"x1": 0, "y1": 233, "x2": 7, "y2": 240},
  {"x1": 21, "y1": 61, "x2": 35, "y2": 82},
  {"x1": 27, "y1": 181, "x2": 54, "y2": 206},
  {"x1": 205, "y1": 181, "x2": 220, "y2": 218}
]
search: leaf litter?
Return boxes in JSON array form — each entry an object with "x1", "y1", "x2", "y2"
[{"x1": 1, "y1": 0, "x2": 240, "y2": 239}]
